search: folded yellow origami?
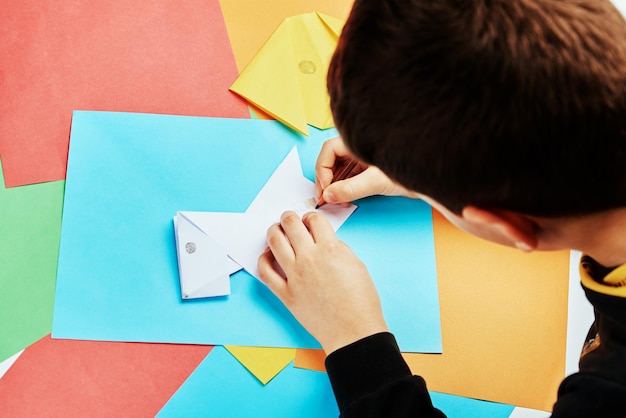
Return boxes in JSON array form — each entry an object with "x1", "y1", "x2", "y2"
[{"x1": 230, "y1": 12, "x2": 344, "y2": 135}]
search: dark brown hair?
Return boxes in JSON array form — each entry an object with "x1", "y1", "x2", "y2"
[{"x1": 328, "y1": 0, "x2": 626, "y2": 216}]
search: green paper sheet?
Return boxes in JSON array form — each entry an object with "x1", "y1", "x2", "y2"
[{"x1": 0, "y1": 160, "x2": 64, "y2": 361}]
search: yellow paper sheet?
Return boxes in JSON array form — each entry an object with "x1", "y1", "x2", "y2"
[
  {"x1": 219, "y1": 0, "x2": 353, "y2": 72},
  {"x1": 295, "y1": 210, "x2": 569, "y2": 411},
  {"x1": 228, "y1": 11, "x2": 344, "y2": 135},
  {"x1": 225, "y1": 346, "x2": 296, "y2": 385},
  {"x1": 221, "y1": 1, "x2": 354, "y2": 127}
]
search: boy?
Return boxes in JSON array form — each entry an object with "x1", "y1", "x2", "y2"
[{"x1": 257, "y1": 0, "x2": 626, "y2": 416}]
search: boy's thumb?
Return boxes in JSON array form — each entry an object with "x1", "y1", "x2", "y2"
[{"x1": 323, "y1": 169, "x2": 382, "y2": 204}]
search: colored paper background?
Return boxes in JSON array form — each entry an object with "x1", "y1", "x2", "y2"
[
  {"x1": 0, "y1": 335, "x2": 212, "y2": 417},
  {"x1": 157, "y1": 346, "x2": 338, "y2": 417},
  {"x1": 0, "y1": 161, "x2": 64, "y2": 362},
  {"x1": 0, "y1": 0, "x2": 248, "y2": 187},
  {"x1": 52, "y1": 111, "x2": 441, "y2": 352},
  {"x1": 294, "y1": 211, "x2": 570, "y2": 411},
  {"x1": 1, "y1": 0, "x2": 590, "y2": 412},
  {"x1": 158, "y1": 346, "x2": 515, "y2": 418}
]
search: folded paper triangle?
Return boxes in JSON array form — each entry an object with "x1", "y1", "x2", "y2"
[{"x1": 224, "y1": 346, "x2": 296, "y2": 385}]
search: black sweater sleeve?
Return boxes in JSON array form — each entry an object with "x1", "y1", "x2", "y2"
[{"x1": 325, "y1": 332, "x2": 445, "y2": 417}]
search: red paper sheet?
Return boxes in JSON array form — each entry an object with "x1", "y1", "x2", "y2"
[
  {"x1": 0, "y1": 335, "x2": 212, "y2": 417},
  {"x1": 0, "y1": 0, "x2": 248, "y2": 187}
]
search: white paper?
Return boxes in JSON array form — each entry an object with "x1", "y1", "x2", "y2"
[
  {"x1": 508, "y1": 407, "x2": 550, "y2": 418},
  {"x1": 0, "y1": 350, "x2": 23, "y2": 379},
  {"x1": 565, "y1": 250, "x2": 594, "y2": 375},
  {"x1": 176, "y1": 147, "x2": 356, "y2": 283},
  {"x1": 174, "y1": 214, "x2": 241, "y2": 299}
]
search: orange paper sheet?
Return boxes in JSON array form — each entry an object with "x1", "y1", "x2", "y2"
[
  {"x1": 295, "y1": 210, "x2": 569, "y2": 411},
  {"x1": 0, "y1": 0, "x2": 249, "y2": 187}
]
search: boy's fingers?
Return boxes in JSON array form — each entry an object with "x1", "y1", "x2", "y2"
[
  {"x1": 266, "y1": 222, "x2": 295, "y2": 267},
  {"x1": 302, "y1": 212, "x2": 336, "y2": 243},
  {"x1": 280, "y1": 211, "x2": 314, "y2": 254},
  {"x1": 257, "y1": 249, "x2": 288, "y2": 299},
  {"x1": 315, "y1": 137, "x2": 351, "y2": 192},
  {"x1": 323, "y1": 167, "x2": 386, "y2": 203}
]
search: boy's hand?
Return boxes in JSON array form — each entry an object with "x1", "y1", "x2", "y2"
[
  {"x1": 258, "y1": 210, "x2": 388, "y2": 355},
  {"x1": 315, "y1": 137, "x2": 419, "y2": 205}
]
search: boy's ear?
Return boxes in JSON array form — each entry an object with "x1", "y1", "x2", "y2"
[{"x1": 461, "y1": 206, "x2": 539, "y2": 251}]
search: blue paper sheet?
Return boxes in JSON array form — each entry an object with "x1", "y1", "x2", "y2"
[
  {"x1": 157, "y1": 346, "x2": 338, "y2": 417},
  {"x1": 52, "y1": 111, "x2": 441, "y2": 351},
  {"x1": 157, "y1": 346, "x2": 515, "y2": 418}
]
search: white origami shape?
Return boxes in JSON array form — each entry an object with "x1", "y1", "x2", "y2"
[{"x1": 174, "y1": 147, "x2": 356, "y2": 299}]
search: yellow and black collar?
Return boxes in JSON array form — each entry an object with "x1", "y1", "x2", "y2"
[{"x1": 580, "y1": 255, "x2": 626, "y2": 298}]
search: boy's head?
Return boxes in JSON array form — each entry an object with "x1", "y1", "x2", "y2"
[{"x1": 328, "y1": 0, "x2": 626, "y2": 217}]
